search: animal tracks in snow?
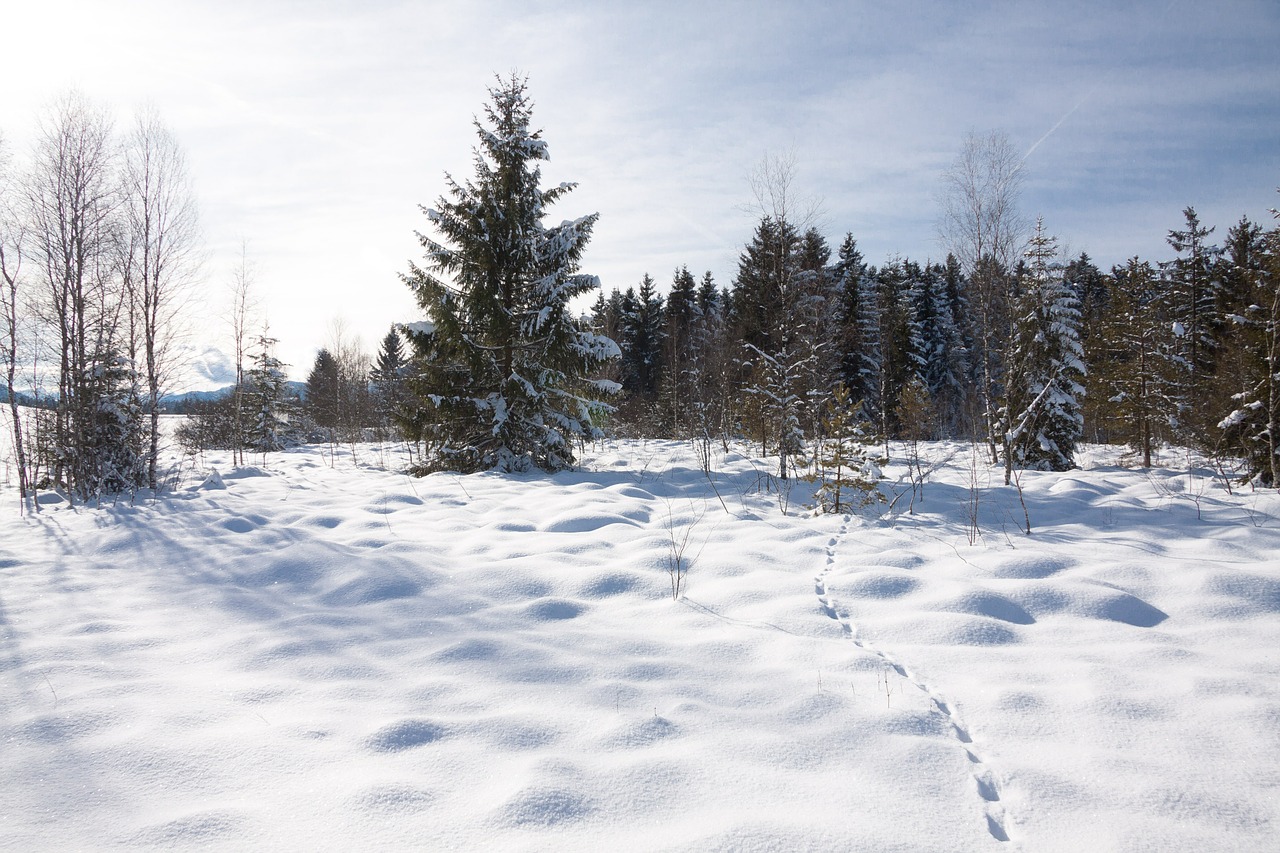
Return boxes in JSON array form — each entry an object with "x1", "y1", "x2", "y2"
[{"x1": 817, "y1": 515, "x2": 1013, "y2": 845}]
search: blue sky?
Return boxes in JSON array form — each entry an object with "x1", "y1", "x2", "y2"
[{"x1": 2, "y1": 0, "x2": 1277, "y2": 385}]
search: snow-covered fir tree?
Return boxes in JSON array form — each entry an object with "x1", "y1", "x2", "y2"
[
  {"x1": 400, "y1": 75, "x2": 618, "y2": 473},
  {"x1": 1159, "y1": 207, "x2": 1224, "y2": 443},
  {"x1": 907, "y1": 261, "x2": 966, "y2": 436},
  {"x1": 1001, "y1": 218, "x2": 1085, "y2": 477},
  {"x1": 1161, "y1": 207, "x2": 1223, "y2": 378},
  {"x1": 745, "y1": 342, "x2": 811, "y2": 481},
  {"x1": 84, "y1": 351, "x2": 147, "y2": 496},
  {"x1": 1217, "y1": 225, "x2": 1280, "y2": 484},
  {"x1": 812, "y1": 383, "x2": 882, "y2": 513},
  {"x1": 874, "y1": 259, "x2": 917, "y2": 443},
  {"x1": 245, "y1": 334, "x2": 292, "y2": 454}
]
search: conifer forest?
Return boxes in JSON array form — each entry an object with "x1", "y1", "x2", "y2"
[{"x1": 2, "y1": 77, "x2": 1279, "y2": 498}]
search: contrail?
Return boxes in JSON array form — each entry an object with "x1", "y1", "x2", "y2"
[
  {"x1": 1023, "y1": 0, "x2": 1178, "y2": 162},
  {"x1": 1023, "y1": 84, "x2": 1101, "y2": 161}
]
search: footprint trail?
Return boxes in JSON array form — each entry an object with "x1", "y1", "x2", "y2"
[{"x1": 816, "y1": 515, "x2": 1013, "y2": 845}]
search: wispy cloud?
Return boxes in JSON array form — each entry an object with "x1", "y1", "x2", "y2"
[{"x1": 1, "y1": 0, "x2": 1276, "y2": 376}]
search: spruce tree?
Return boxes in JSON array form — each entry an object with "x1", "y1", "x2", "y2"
[
  {"x1": 1095, "y1": 258, "x2": 1173, "y2": 466},
  {"x1": 1162, "y1": 207, "x2": 1223, "y2": 376},
  {"x1": 833, "y1": 235, "x2": 880, "y2": 423},
  {"x1": 874, "y1": 259, "x2": 915, "y2": 443},
  {"x1": 907, "y1": 261, "x2": 965, "y2": 435},
  {"x1": 371, "y1": 327, "x2": 409, "y2": 436},
  {"x1": 400, "y1": 75, "x2": 618, "y2": 473},
  {"x1": 1160, "y1": 207, "x2": 1224, "y2": 443},
  {"x1": 619, "y1": 274, "x2": 665, "y2": 399},
  {"x1": 1001, "y1": 219, "x2": 1085, "y2": 477},
  {"x1": 245, "y1": 334, "x2": 292, "y2": 454},
  {"x1": 661, "y1": 266, "x2": 698, "y2": 435},
  {"x1": 812, "y1": 383, "x2": 881, "y2": 513},
  {"x1": 305, "y1": 348, "x2": 341, "y2": 434},
  {"x1": 1217, "y1": 226, "x2": 1280, "y2": 484},
  {"x1": 731, "y1": 216, "x2": 800, "y2": 355}
]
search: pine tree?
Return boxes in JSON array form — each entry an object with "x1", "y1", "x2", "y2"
[
  {"x1": 1001, "y1": 218, "x2": 1085, "y2": 477},
  {"x1": 399, "y1": 75, "x2": 618, "y2": 473}
]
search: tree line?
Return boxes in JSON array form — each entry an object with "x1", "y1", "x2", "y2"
[
  {"x1": 4, "y1": 79, "x2": 1279, "y2": 502},
  {"x1": 580, "y1": 141, "x2": 1280, "y2": 487}
]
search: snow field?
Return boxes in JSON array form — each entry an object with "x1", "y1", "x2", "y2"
[{"x1": 1, "y1": 439, "x2": 1278, "y2": 850}]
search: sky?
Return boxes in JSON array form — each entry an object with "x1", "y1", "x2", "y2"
[{"x1": 1, "y1": 0, "x2": 1277, "y2": 388}]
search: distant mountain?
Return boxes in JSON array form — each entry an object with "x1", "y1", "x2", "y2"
[{"x1": 1, "y1": 388, "x2": 56, "y2": 408}]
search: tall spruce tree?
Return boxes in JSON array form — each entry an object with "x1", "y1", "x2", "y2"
[
  {"x1": 908, "y1": 261, "x2": 965, "y2": 435},
  {"x1": 1095, "y1": 258, "x2": 1172, "y2": 466},
  {"x1": 400, "y1": 75, "x2": 618, "y2": 473},
  {"x1": 661, "y1": 266, "x2": 698, "y2": 435},
  {"x1": 620, "y1": 274, "x2": 665, "y2": 399},
  {"x1": 833, "y1": 235, "x2": 881, "y2": 422},
  {"x1": 1160, "y1": 207, "x2": 1224, "y2": 443},
  {"x1": 1217, "y1": 225, "x2": 1280, "y2": 484},
  {"x1": 371, "y1": 326, "x2": 409, "y2": 436},
  {"x1": 305, "y1": 348, "x2": 341, "y2": 434},
  {"x1": 1001, "y1": 219, "x2": 1085, "y2": 477}
]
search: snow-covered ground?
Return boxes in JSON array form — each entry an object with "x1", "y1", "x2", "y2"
[{"x1": 2, "y1": 437, "x2": 1278, "y2": 851}]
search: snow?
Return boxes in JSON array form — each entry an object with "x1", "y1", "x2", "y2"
[
  {"x1": 403, "y1": 320, "x2": 436, "y2": 336},
  {"x1": 2, "y1": 438, "x2": 1279, "y2": 850}
]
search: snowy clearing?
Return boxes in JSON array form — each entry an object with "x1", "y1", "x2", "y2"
[{"x1": 2, "y1": 439, "x2": 1278, "y2": 851}]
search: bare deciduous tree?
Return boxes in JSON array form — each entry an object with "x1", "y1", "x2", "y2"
[
  {"x1": 122, "y1": 106, "x2": 201, "y2": 488},
  {"x1": 937, "y1": 130, "x2": 1028, "y2": 459},
  {"x1": 228, "y1": 241, "x2": 257, "y2": 467},
  {"x1": 938, "y1": 130, "x2": 1026, "y2": 273},
  {"x1": 0, "y1": 132, "x2": 31, "y2": 500},
  {"x1": 26, "y1": 92, "x2": 126, "y2": 499}
]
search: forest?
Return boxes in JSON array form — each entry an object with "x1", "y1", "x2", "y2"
[{"x1": 3, "y1": 80, "x2": 1280, "y2": 503}]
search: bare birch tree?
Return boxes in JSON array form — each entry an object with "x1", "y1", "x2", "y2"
[
  {"x1": 228, "y1": 241, "x2": 257, "y2": 467},
  {"x1": 937, "y1": 130, "x2": 1027, "y2": 459},
  {"x1": 0, "y1": 132, "x2": 31, "y2": 499},
  {"x1": 122, "y1": 106, "x2": 201, "y2": 488},
  {"x1": 25, "y1": 92, "x2": 126, "y2": 499}
]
